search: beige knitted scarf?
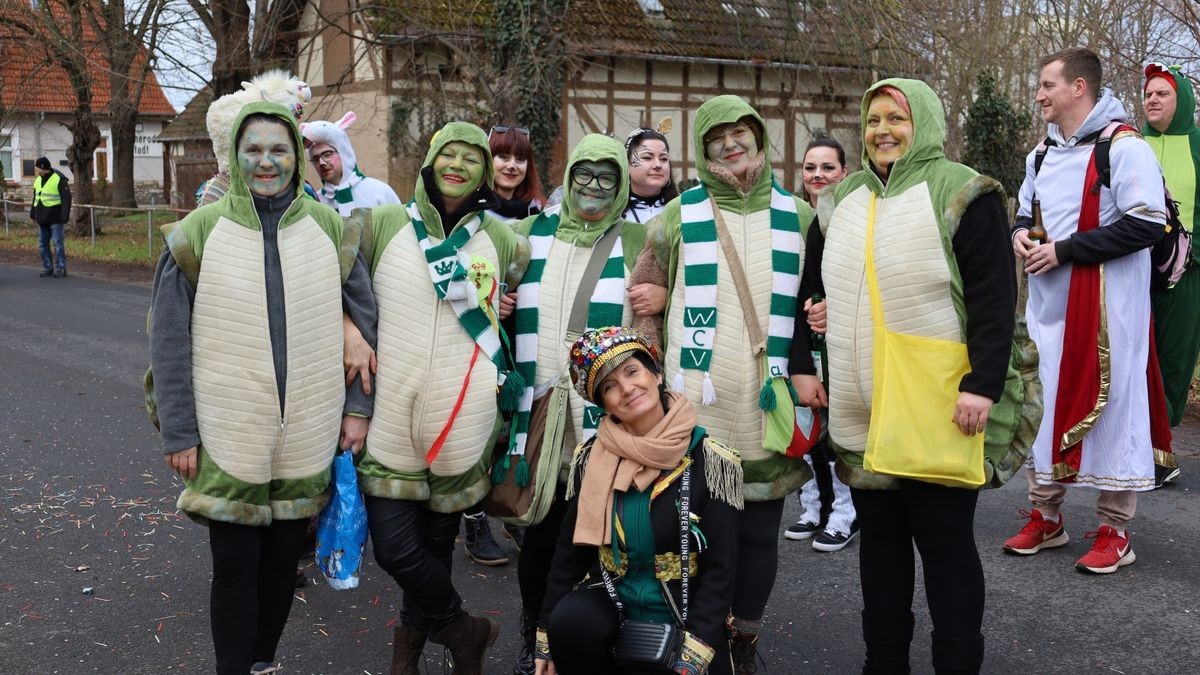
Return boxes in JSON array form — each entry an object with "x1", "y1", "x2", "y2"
[{"x1": 574, "y1": 393, "x2": 697, "y2": 547}]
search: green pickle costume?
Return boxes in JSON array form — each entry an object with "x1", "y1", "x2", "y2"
[
  {"x1": 503, "y1": 134, "x2": 646, "y2": 484},
  {"x1": 354, "y1": 122, "x2": 530, "y2": 512},
  {"x1": 647, "y1": 95, "x2": 813, "y2": 501},
  {"x1": 824, "y1": 78, "x2": 1039, "y2": 490},
  {"x1": 153, "y1": 101, "x2": 362, "y2": 525}
]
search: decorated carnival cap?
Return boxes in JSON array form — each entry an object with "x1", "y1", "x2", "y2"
[{"x1": 568, "y1": 326, "x2": 660, "y2": 405}]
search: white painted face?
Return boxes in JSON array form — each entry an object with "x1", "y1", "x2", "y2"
[{"x1": 703, "y1": 122, "x2": 760, "y2": 181}]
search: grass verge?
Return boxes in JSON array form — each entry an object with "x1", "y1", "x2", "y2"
[{"x1": 0, "y1": 216, "x2": 176, "y2": 268}]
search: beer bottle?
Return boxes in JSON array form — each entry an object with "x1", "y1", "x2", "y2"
[
  {"x1": 1028, "y1": 199, "x2": 1048, "y2": 243},
  {"x1": 809, "y1": 294, "x2": 827, "y2": 383}
]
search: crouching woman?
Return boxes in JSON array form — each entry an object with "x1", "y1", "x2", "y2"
[{"x1": 535, "y1": 327, "x2": 742, "y2": 675}]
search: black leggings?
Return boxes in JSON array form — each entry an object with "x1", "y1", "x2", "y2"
[
  {"x1": 365, "y1": 496, "x2": 463, "y2": 631},
  {"x1": 517, "y1": 482, "x2": 570, "y2": 615},
  {"x1": 208, "y1": 518, "x2": 309, "y2": 675},
  {"x1": 852, "y1": 482, "x2": 985, "y2": 668},
  {"x1": 731, "y1": 497, "x2": 786, "y2": 620}
]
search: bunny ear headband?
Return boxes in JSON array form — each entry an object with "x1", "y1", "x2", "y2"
[{"x1": 624, "y1": 116, "x2": 673, "y2": 153}]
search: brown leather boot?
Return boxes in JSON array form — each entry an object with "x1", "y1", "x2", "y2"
[
  {"x1": 389, "y1": 624, "x2": 426, "y2": 675},
  {"x1": 428, "y1": 612, "x2": 500, "y2": 675}
]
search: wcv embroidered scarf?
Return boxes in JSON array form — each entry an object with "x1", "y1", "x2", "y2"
[{"x1": 673, "y1": 179, "x2": 801, "y2": 408}]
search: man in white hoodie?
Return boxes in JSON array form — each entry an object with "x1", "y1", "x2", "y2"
[
  {"x1": 301, "y1": 111, "x2": 401, "y2": 215},
  {"x1": 1005, "y1": 47, "x2": 1167, "y2": 575}
]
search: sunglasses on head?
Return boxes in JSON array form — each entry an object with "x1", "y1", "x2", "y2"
[
  {"x1": 489, "y1": 125, "x2": 530, "y2": 140},
  {"x1": 570, "y1": 167, "x2": 620, "y2": 190}
]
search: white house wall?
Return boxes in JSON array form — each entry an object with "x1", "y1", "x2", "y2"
[{"x1": 3, "y1": 115, "x2": 165, "y2": 185}]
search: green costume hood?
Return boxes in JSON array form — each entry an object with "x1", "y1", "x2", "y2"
[
  {"x1": 413, "y1": 122, "x2": 494, "y2": 235},
  {"x1": 1143, "y1": 64, "x2": 1198, "y2": 137},
  {"x1": 693, "y1": 95, "x2": 774, "y2": 212},
  {"x1": 225, "y1": 101, "x2": 308, "y2": 209},
  {"x1": 848, "y1": 78, "x2": 949, "y2": 196},
  {"x1": 1141, "y1": 64, "x2": 1200, "y2": 234},
  {"x1": 558, "y1": 133, "x2": 630, "y2": 245}
]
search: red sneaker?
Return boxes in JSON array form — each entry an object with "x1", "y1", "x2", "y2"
[
  {"x1": 1074, "y1": 526, "x2": 1136, "y2": 574},
  {"x1": 1002, "y1": 509, "x2": 1069, "y2": 555}
]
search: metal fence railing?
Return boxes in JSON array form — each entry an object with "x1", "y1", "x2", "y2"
[{"x1": 2, "y1": 198, "x2": 191, "y2": 257}]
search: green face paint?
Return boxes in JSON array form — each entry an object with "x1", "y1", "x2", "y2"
[
  {"x1": 432, "y1": 142, "x2": 485, "y2": 199},
  {"x1": 569, "y1": 159, "x2": 620, "y2": 221},
  {"x1": 237, "y1": 120, "x2": 295, "y2": 197}
]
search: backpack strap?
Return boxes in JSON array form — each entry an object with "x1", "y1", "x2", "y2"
[
  {"x1": 1033, "y1": 137, "x2": 1054, "y2": 177},
  {"x1": 1093, "y1": 121, "x2": 1138, "y2": 190}
]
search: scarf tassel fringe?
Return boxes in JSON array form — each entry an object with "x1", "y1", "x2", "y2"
[
  {"x1": 498, "y1": 371, "x2": 525, "y2": 414},
  {"x1": 701, "y1": 373, "x2": 717, "y2": 405},
  {"x1": 758, "y1": 378, "x2": 776, "y2": 412},
  {"x1": 490, "y1": 454, "x2": 511, "y2": 485},
  {"x1": 703, "y1": 442, "x2": 744, "y2": 510}
]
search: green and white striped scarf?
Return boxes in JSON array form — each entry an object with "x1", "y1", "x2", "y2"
[
  {"x1": 500, "y1": 212, "x2": 625, "y2": 484},
  {"x1": 673, "y1": 179, "x2": 801, "y2": 409},
  {"x1": 407, "y1": 201, "x2": 521, "y2": 407}
]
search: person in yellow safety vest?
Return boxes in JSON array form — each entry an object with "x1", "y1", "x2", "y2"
[{"x1": 29, "y1": 156, "x2": 72, "y2": 278}]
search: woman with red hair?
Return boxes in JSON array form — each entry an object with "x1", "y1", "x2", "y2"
[
  {"x1": 488, "y1": 124, "x2": 546, "y2": 222},
  {"x1": 792, "y1": 79, "x2": 1025, "y2": 673}
]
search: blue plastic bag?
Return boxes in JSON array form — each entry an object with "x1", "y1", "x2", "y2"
[{"x1": 315, "y1": 451, "x2": 368, "y2": 590}]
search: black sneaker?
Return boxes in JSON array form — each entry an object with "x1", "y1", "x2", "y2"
[
  {"x1": 53, "y1": 269, "x2": 67, "y2": 278},
  {"x1": 812, "y1": 523, "x2": 859, "y2": 552},
  {"x1": 463, "y1": 512, "x2": 509, "y2": 566},
  {"x1": 39, "y1": 269, "x2": 53, "y2": 277},
  {"x1": 1154, "y1": 464, "x2": 1182, "y2": 488},
  {"x1": 784, "y1": 519, "x2": 822, "y2": 541}
]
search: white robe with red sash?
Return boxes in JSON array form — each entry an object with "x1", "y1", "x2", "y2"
[{"x1": 1017, "y1": 93, "x2": 1166, "y2": 492}]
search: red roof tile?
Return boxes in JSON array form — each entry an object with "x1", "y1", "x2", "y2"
[{"x1": 0, "y1": 1, "x2": 176, "y2": 116}]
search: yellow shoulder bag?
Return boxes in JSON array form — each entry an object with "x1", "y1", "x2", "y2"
[{"x1": 862, "y1": 193, "x2": 986, "y2": 488}]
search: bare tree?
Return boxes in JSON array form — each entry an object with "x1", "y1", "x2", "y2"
[
  {"x1": 92, "y1": 0, "x2": 169, "y2": 207},
  {"x1": 8, "y1": 0, "x2": 106, "y2": 235},
  {"x1": 185, "y1": 0, "x2": 310, "y2": 98}
]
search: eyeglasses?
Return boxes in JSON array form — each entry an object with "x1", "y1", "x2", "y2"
[
  {"x1": 570, "y1": 167, "x2": 620, "y2": 190},
  {"x1": 488, "y1": 125, "x2": 530, "y2": 141},
  {"x1": 311, "y1": 149, "x2": 338, "y2": 164},
  {"x1": 703, "y1": 125, "x2": 754, "y2": 147}
]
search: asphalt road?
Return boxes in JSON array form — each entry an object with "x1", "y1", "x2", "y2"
[{"x1": 1, "y1": 261, "x2": 1198, "y2": 674}]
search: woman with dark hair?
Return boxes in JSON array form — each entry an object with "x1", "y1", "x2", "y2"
[
  {"x1": 534, "y1": 326, "x2": 742, "y2": 675},
  {"x1": 623, "y1": 128, "x2": 679, "y2": 223},
  {"x1": 799, "y1": 137, "x2": 849, "y2": 209},
  {"x1": 784, "y1": 135, "x2": 858, "y2": 553},
  {"x1": 489, "y1": 124, "x2": 546, "y2": 222},
  {"x1": 457, "y1": 124, "x2": 548, "y2": 569}
]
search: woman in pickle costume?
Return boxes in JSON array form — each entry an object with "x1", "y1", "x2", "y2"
[
  {"x1": 149, "y1": 101, "x2": 376, "y2": 675},
  {"x1": 792, "y1": 79, "x2": 1028, "y2": 673},
  {"x1": 534, "y1": 326, "x2": 742, "y2": 675},
  {"x1": 500, "y1": 133, "x2": 646, "y2": 674},
  {"x1": 351, "y1": 122, "x2": 529, "y2": 675},
  {"x1": 633, "y1": 95, "x2": 816, "y2": 671}
]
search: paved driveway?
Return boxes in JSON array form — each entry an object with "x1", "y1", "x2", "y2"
[{"x1": 1, "y1": 262, "x2": 1197, "y2": 673}]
